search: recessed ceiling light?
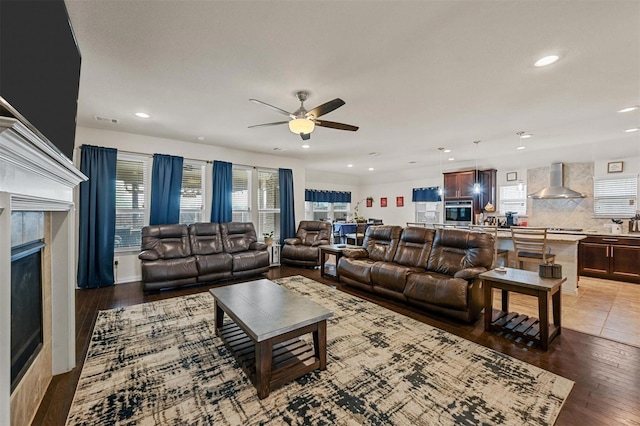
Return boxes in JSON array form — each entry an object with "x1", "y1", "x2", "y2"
[
  {"x1": 444, "y1": 149, "x2": 451, "y2": 153},
  {"x1": 520, "y1": 133, "x2": 532, "y2": 139},
  {"x1": 625, "y1": 127, "x2": 639, "y2": 133},
  {"x1": 517, "y1": 146, "x2": 526, "y2": 150},
  {"x1": 618, "y1": 106, "x2": 638, "y2": 113},
  {"x1": 135, "y1": 112, "x2": 150, "y2": 118},
  {"x1": 197, "y1": 136, "x2": 205, "y2": 141},
  {"x1": 368, "y1": 167, "x2": 374, "y2": 171},
  {"x1": 448, "y1": 157, "x2": 455, "y2": 161},
  {"x1": 347, "y1": 164, "x2": 353, "y2": 168},
  {"x1": 301, "y1": 144, "x2": 310, "y2": 149},
  {"x1": 534, "y1": 55, "x2": 559, "y2": 67}
]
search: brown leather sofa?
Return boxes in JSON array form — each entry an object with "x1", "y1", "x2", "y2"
[
  {"x1": 337, "y1": 225, "x2": 494, "y2": 322},
  {"x1": 281, "y1": 220, "x2": 332, "y2": 267},
  {"x1": 139, "y1": 222, "x2": 269, "y2": 291}
]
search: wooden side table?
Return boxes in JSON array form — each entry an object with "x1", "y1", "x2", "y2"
[
  {"x1": 319, "y1": 244, "x2": 360, "y2": 280},
  {"x1": 479, "y1": 267, "x2": 566, "y2": 350}
]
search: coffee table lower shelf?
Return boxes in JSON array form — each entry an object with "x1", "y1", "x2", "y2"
[
  {"x1": 488, "y1": 309, "x2": 560, "y2": 347},
  {"x1": 219, "y1": 321, "x2": 321, "y2": 396}
]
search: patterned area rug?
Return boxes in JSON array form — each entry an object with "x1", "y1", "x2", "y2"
[{"x1": 67, "y1": 276, "x2": 573, "y2": 425}]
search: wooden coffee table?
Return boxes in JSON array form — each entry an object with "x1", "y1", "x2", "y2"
[
  {"x1": 209, "y1": 279, "x2": 333, "y2": 399},
  {"x1": 480, "y1": 267, "x2": 565, "y2": 350}
]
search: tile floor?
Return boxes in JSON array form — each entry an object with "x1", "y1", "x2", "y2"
[{"x1": 493, "y1": 275, "x2": 640, "y2": 347}]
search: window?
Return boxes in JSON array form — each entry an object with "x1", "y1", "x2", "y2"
[
  {"x1": 232, "y1": 167, "x2": 251, "y2": 222},
  {"x1": 593, "y1": 175, "x2": 637, "y2": 218},
  {"x1": 115, "y1": 154, "x2": 148, "y2": 250},
  {"x1": 499, "y1": 184, "x2": 527, "y2": 216},
  {"x1": 304, "y1": 201, "x2": 350, "y2": 221},
  {"x1": 257, "y1": 169, "x2": 280, "y2": 240},
  {"x1": 179, "y1": 160, "x2": 205, "y2": 224}
]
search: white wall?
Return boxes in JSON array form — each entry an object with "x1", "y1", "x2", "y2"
[{"x1": 74, "y1": 126, "x2": 307, "y2": 284}]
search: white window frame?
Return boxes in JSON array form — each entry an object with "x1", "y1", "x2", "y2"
[
  {"x1": 115, "y1": 152, "x2": 150, "y2": 252},
  {"x1": 257, "y1": 168, "x2": 280, "y2": 241},
  {"x1": 304, "y1": 201, "x2": 351, "y2": 221},
  {"x1": 593, "y1": 175, "x2": 638, "y2": 218},
  {"x1": 499, "y1": 184, "x2": 527, "y2": 216},
  {"x1": 179, "y1": 160, "x2": 205, "y2": 224}
]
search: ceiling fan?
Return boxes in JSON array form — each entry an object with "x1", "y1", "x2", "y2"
[{"x1": 248, "y1": 90, "x2": 359, "y2": 140}]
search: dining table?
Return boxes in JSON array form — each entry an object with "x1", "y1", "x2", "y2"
[{"x1": 332, "y1": 222, "x2": 373, "y2": 244}]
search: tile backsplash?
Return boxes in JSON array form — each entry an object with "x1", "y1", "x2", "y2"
[{"x1": 526, "y1": 162, "x2": 613, "y2": 231}]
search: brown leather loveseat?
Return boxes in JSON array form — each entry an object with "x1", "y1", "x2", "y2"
[
  {"x1": 139, "y1": 222, "x2": 269, "y2": 291},
  {"x1": 337, "y1": 225, "x2": 494, "y2": 322},
  {"x1": 280, "y1": 220, "x2": 332, "y2": 267}
]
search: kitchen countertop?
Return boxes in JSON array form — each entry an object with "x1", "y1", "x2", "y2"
[{"x1": 496, "y1": 230, "x2": 586, "y2": 242}]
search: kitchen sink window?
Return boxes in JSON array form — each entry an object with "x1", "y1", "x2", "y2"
[
  {"x1": 499, "y1": 184, "x2": 527, "y2": 216},
  {"x1": 593, "y1": 175, "x2": 638, "y2": 218}
]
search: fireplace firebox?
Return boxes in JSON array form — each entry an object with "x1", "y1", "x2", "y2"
[{"x1": 10, "y1": 240, "x2": 45, "y2": 392}]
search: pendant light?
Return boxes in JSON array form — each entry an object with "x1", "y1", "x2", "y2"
[
  {"x1": 473, "y1": 140, "x2": 481, "y2": 194},
  {"x1": 438, "y1": 147, "x2": 444, "y2": 196}
]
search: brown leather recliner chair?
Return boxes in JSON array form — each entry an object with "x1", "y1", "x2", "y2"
[
  {"x1": 139, "y1": 224, "x2": 199, "y2": 291},
  {"x1": 281, "y1": 220, "x2": 332, "y2": 267}
]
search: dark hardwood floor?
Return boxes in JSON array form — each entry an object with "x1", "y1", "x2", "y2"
[{"x1": 34, "y1": 267, "x2": 640, "y2": 425}]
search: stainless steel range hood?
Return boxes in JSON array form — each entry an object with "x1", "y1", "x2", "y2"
[{"x1": 528, "y1": 163, "x2": 586, "y2": 199}]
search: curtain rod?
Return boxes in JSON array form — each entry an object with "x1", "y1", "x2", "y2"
[{"x1": 79, "y1": 145, "x2": 213, "y2": 164}]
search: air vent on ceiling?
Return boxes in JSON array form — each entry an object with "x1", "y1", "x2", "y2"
[{"x1": 94, "y1": 116, "x2": 119, "y2": 124}]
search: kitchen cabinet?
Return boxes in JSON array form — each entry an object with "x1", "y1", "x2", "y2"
[
  {"x1": 477, "y1": 169, "x2": 497, "y2": 215},
  {"x1": 443, "y1": 171, "x2": 475, "y2": 199},
  {"x1": 579, "y1": 236, "x2": 640, "y2": 283}
]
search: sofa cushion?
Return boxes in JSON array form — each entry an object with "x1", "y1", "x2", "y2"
[
  {"x1": 281, "y1": 244, "x2": 320, "y2": 262},
  {"x1": 194, "y1": 253, "x2": 233, "y2": 275},
  {"x1": 294, "y1": 220, "x2": 332, "y2": 246},
  {"x1": 393, "y1": 227, "x2": 436, "y2": 268},
  {"x1": 426, "y1": 228, "x2": 493, "y2": 276},
  {"x1": 141, "y1": 257, "x2": 199, "y2": 283},
  {"x1": 371, "y1": 262, "x2": 422, "y2": 294},
  {"x1": 362, "y1": 225, "x2": 403, "y2": 262},
  {"x1": 221, "y1": 222, "x2": 258, "y2": 253},
  {"x1": 141, "y1": 224, "x2": 191, "y2": 259},
  {"x1": 337, "y1": 257, "x2": 376, "y2": 284},
  {"x1": 189, "y1": 222, "x2": 224, "y2": 255},
  {"x1": 404, "y1": 272, "x2": 470, "y2": 311},
  {"x1": 231, "y1": 250, "x2": 269, "y2": 272}
]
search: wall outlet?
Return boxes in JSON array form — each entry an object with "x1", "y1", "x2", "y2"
[{"x1": 114, "y1": 258, "x2": 119, "y2": 266}]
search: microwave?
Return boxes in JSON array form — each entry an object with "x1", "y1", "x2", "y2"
[{"x1": 444, "y1": 200, "x2": 473, "y2": 225}]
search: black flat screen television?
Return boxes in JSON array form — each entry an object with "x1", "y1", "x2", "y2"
[{"x1": 0, "y1": 0, "x2": 81, "y2": 162}]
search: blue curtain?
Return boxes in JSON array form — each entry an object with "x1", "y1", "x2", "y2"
[
  {"x1": 279, "y1": 168, "x2": 296, "y2": 246},
  {"x1": 77, "y1": 145, "x2": 117, "y2": 289},
  {"x1": 149, "y1": 154, "x2": 183, "y2": 225},
  {"x1": 305, "y1": 189, "x2": 351, "y2": 203},
  {"x1": 211, "y1": 160, "x2": 232, "y2": 223},
  {"x1": 412, "y1": 187, "x2": 442, "y2": 202}
]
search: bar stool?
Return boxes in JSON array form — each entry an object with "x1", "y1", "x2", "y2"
[
  {"x1": 469, "y1": 224, "x2": 509, "y2": 268},
  {"x1": 510, "y1": 226, "x2": 556, "y2": 269}
]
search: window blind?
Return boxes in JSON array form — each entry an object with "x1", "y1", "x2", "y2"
[
  {"x1": 232, "y1": 167, "x2": 251, "y2": 222},
  {"x1": 594, "y1": 175, "x2": 638, "y2": 217},
  {"x1": 115, "y1": 154, "x2": 148, "y2": 249},
  {"x1": 179, "y1": 161, "x2": 204, "y2": 224},
  {"x1": 258, "y1": 169, "x2": 280, "y2": 239},
  {"x1": 499, "y1": 184, "x2": 527, "y2": 216}
]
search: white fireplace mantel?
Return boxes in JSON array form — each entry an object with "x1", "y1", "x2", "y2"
[{"x1": 0, "y1": 117, "x2": 86, "y2": 425}]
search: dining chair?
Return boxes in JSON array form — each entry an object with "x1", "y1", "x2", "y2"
[
  {"x1": 346, "y1": 223, "x2": 367, "y2": 246},
  {"x1": 510, "y1": 226, "x2": 556, "y2": 269},
  {"x1": 469, "y1": 224, "x2": 509, "y2": 268}
]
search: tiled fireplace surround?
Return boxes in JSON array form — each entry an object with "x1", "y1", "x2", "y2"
[{"x1": 0, "y1": 117, "x2": 86, "y2": 425}]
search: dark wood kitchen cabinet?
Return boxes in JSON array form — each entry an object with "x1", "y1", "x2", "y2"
[
  {"x1": 579, "y1": 236, "x2": 640, "y2": 283},
  {"x1": 477, "y1": 169, "x2": 497, "y2": 214},
  {"x1": 443, "y1": 171, "x2": 475, "y2": 199}
]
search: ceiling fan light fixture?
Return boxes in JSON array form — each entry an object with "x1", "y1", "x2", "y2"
[{"x1": 288, "y1": 118, "x2": 315, "y2": 135}]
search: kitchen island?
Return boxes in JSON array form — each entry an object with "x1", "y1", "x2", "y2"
[{"x1": 496, "y1": 231, "x2": 586, "y2": 295}]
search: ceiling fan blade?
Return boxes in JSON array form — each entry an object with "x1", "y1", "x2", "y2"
[
  {"x1": 249, "y1": 99, "x2": 292, "y2": 117},
  {"x1": 248, "y1": 121, "x2": 289, "y2": 128},
  {"x1": 315, "y1": 120, "x2": 359, "y2": 131},
  {"x1": 300, "y1": 132, "x2": 311, "y2": 141},
  {"x1": 306, "y1": 98, "x2": 345, "y2": 118}
]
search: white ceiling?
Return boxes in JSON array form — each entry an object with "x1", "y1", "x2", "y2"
[{"x1": 65, "y1": 1, "x2": 640, "y2": 178}]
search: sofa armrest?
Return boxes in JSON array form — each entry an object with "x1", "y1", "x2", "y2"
[
  {"x1": 250, "y1": 242, "x2": 268, "y2": 251},
  {"x1": 454, "y1": 267, "x2": 488, "y2": 280},
  {"x1": 342, "y1": 248, "x2": 369, "y2": 258},
  {"x1": 284, "y1": 238, "x2": 301, "y2": 245},
  {"x1": 311, "y1": 239, "x2": 330, "y2": 247},
  {"x1": 139, "y1": 250, "x2": 159, "y2": 261}
]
